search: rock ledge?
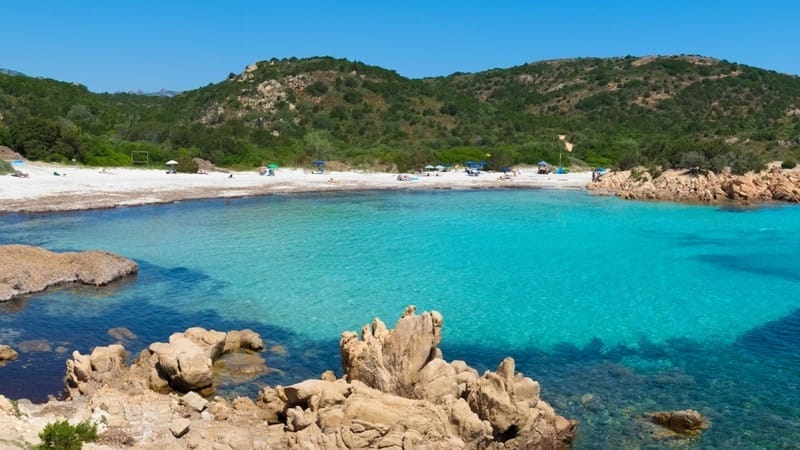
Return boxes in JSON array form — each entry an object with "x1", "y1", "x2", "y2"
[{"x1": 0, "y1": 244, "x2": 138, "y2": 301}]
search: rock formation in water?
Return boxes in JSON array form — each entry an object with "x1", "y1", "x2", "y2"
[
  {"x1": 3, "y1": 308, "x2": 577, "y2": 449},
  {"x1": 649, "y1": 409, "x2": 710, "y2": 436},
  {"x1": 65, "y1": 327, "x2": 265, "y2": 398},
  {"x1": 0, "y1": 244, "x2": 139, "y2": 301},
  {"x1": 588, "y1": 166, "x2": 800, "y2": 204},
  {"x1": 0, "y1": 344, "x2": 18, "y2": 365}
]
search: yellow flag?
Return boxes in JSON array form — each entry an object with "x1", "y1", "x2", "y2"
[
  {"x1": 558, "y1": 134, "x2": 567, "y2": 141},
  {"x1": 564, "y1": 142, "x2": 574, "y2": 152}
]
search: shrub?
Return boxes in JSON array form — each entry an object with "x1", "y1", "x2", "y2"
[
  {"x1": 175, "y1": 157, "x2": 199, "y2": 174},
  {"x1": 0, "y1": 159, "x2": 13, "y2": 174},
  {"x1": 781, "y1": 159, "x2": 797, "y2": 169},
  {"x1": 38, "y1": 420, "x2": 97, "y2": 450},
  {"x1": 305, "y1": 81, "x2": 328, "y2": 96}
]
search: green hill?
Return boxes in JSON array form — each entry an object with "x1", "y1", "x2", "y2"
[{"x1": 1, "y1": 55, "x2": 799, "y2": 173}]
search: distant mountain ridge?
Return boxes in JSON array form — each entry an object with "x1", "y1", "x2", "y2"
[
  {"x1": 0, "y1": 68, "x2": 25, "y2": 77},
  {"x1": 123, "y1": 88, "x2": 180, "y2": 97},
  {"x1": 0, "y1": 55, "x2": 798, "y2": 173}
]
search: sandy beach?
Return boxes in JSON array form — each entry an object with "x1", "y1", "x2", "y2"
[{"x1": 0, "y1": 162, "x2": 591, "y2": 213}]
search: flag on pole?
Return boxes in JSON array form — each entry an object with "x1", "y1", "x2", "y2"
[
  {"x1": 565, "y1": 142, "x2": 574, "y2": 152},
  {"x1": 558, "y1": 134, "x2": 567, "y2": 141}
]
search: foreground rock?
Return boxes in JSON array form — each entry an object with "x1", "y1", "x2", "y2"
[
  {"x1": 0, "y1": 244, "x2": 139, "y2": 301},
  {"x1": 65, "y1": 327, "x2": 265, "y2": 397},
  {"x1": 4, "y1": 308, "x2": 577, "y2": 449},
  {"x1": 649, "y1": 409, "x2": 710, "y2": 436},
  {"x1": 589, "y1": 166, "x2": 800, "y2": 204}
]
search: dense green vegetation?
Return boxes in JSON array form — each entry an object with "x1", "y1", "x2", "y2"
[{"x1": 1, "y1": 55, "x2": 799, "y2": 173}]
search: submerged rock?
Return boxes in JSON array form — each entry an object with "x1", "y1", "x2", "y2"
[
  {"x1": 0, "y1": 244, "x2": 138, "y2": 301},
  {"x1": 18, "y1": 339, "x2": 51, "y2": 353},
  {"x1": 108, "y1": 326, "x2": 137, "y2": 342},
  {"x1": 649, "y1": 409, "x2": 710, "y2": 436}
]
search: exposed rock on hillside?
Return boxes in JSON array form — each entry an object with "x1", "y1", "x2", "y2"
[
  {"x1": 0, "y1": 245, "x2": 139, "y2": 301},
  {"x1": 588, "y1": 166, "x2": 800, "y2": 204}
]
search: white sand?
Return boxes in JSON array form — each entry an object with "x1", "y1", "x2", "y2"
[{"x1": 0, "y1": 162, "x2": 591, "y2": 213}]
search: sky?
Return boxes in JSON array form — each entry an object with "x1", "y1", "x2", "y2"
[{"x1": 2, "y1": 1, "x2": 798, "y2": 93}]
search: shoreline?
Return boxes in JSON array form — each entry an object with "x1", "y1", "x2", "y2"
[{"x1": 0, "y1": 162, "x2": 592, "y2": 214}]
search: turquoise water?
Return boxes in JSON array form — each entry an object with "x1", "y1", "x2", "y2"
[{"x1": 1, "y1": 190, "x2": 799, "y2": 448}]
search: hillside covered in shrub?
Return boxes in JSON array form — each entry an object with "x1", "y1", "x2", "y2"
[{"x1": 1, "y1": 55, "x2": 799, "y2": 173}]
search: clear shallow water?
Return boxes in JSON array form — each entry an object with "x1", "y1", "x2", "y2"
[{"x1": 1, "y1": 190, "x2": 799, "y2": 448}]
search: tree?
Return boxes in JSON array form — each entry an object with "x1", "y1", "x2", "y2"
[{"x1": 303, "y1": 130, "x2": 335, "y2": 159}]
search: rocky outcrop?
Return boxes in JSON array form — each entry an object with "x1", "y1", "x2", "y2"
[
  {"x1": 65, "y1": 327, "x2": 267, "y2": 397},
  {"x1": 588, "y1": 166, "x2": 800, "y2": 204},
  {"x1": 337, "y1": 306, "x2": 576, "y2": 448},
  {"x1": 16, "y1": 309, "x2": 576, "y2": 449},
  {"x1": 0, "y1": 244, "x2": 138, "y2": 301},
  {"x1": 649, "y1": 409, "x2": 710, "y2": 436},
  {"x1": 0, "y1": 344, "x2": 18, "y2": 365}
]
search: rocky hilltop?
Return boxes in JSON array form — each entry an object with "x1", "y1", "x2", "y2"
[
  {"x1": 0, "y1": 307, "x2": 576, "y2": 449},
  {"x1": 588, "y1": 165, "x2": 800, "y2": 204},
  {"x1": 0, "y1": 244, "x2": 138, "y2": 302}
]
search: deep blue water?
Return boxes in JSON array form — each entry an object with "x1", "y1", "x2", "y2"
[{"x1": 1, "y1": 190, "x2": 799, "y2": 448}]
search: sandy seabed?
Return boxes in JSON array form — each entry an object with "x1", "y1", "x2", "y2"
[{"x1": 0, "y1": 162, "x2": 591, "y2": 213}]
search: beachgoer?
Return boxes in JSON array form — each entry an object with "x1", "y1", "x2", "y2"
[{"x1": 228, "y1": 174, "x2": 233, "y2": 179}]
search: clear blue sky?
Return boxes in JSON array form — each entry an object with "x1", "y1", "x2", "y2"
[{"x1": 2, "y1": 1, "x2": 797, "y2": 93}]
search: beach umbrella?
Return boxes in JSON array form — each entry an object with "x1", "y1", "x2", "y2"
[
  {"x1": 166, "y1": 160, "x2": 178, "y2": 172},
  {"x1": 424, "y1": 165, "x2": 435, "y2": 170},
  {"x1": 435, "y1": 165, "x2": 445, "y2": 171},
  {"x1": 312, "y1": 160, "x2": 325, "y2": 167},
  {"x1": 268, "y1": 163, "x2": 279, "y2": 169},
  {"x1": 537, "y1": 161, "x2": 548, "y2": 166}
]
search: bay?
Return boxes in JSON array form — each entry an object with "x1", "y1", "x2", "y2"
[{"x1": 1, "y1": 189, "x2": 798, "y2": 448}]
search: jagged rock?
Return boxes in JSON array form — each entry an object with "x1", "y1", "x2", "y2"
[
  {"x1": 649, "y1": 409, "x2": 709, "y2": 435},
  {"x1": 340, "y1": 308, "x2": 575, "y2": 448},
  {"x1": 17, "y1": 309, "x2": 574, "y2": 449},
  {"x1": 0, "y1": 244, "x2": 138, "y2": 301},
  {"x1": 0, "y1": 344, "x2": 18, "y2": 364},
  {"x1": 341, "y1": 305, "x2": 443, "y2": 397},
  {"x1": 64, "y1": 344, "x2": 127, "y2": 398},
  {"x1": 590, "y1": 167, "x2": 800, "y2": 204}
]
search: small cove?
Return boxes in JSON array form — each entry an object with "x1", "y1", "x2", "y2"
[{"x1": 1, "y1": 190, "x2": 799, "y2": 448}]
